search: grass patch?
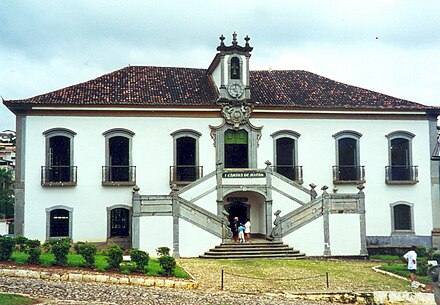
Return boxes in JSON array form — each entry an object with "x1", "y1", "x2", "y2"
[
  {"x1": 179, "y1": 258, "x2": 417, "y2": 292},
  {"x1": 94, "y1": 254, "x2": 109, "y2": 271},
  {"x1": 10, "y1": 251, "x2": 29, "y2": 265},
  {"x1": 67, "y1": 253, "x2": 85, "y2": 267},
  {"x1": 380, "y1": 264, "x2": 431, "y2": 284},
  {"x1": 6, "y1": 251, "x2": 189, "y2": 279},
  {"x1": 0, "y1": 293, "x2": 37, "y2": 305},
  {"x1": 39, "y1": 252, "x2": 55, "y2": 267}
]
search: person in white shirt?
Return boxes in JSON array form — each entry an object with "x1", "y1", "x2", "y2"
[
  {"x1": 244, "y1": 219, "x2": 251, "y2": 243},
  {"x1": 403, "y1": 246, "x2": 418, "y2": 288}
]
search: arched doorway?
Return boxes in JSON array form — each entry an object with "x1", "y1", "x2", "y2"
[{"x1": 223, "y1": 191, "x2": 267, "y2": 238}]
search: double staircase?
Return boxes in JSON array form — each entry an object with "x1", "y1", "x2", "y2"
[{"x1": 199, "y1": 238, "x2": 306, "y2": 259}]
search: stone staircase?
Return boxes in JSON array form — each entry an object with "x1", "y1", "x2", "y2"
[{"x1": 199, "y1": 239, "x2": 306, "y2": 259}]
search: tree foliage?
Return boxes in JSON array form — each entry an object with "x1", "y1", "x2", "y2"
[{"x1": 0, "y1": 168, "x2": 14, "y2": 219}]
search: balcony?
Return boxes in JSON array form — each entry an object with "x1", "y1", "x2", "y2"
[
  {"x1": 170, "y1": 165, "x2": 203, "y2": 186},
  {"x1": 333, "y1": 165, "x2": 365, "y2": 184},
  {"x1": 385, "y1": 165, "x2": 418, "y2": 184},
  {"x1": 102, "y1": 166, "x2": 136, "y2": 186},
  {"x1": 41, "y1": 166, "x2": 77, "y2": 186},
  {"x1": 272, "y1": 165, "x2": 303, "y2": 184}
]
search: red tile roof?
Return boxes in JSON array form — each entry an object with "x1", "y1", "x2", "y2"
[{"x1": 4, "y1": 65, "x2": 436, "y2": 111}]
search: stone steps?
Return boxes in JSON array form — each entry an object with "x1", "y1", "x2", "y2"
[{"x1": 200, "y1": 240, "x2": 306, "y2": 259}]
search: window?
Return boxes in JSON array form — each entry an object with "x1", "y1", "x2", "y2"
[
  {"x1": 333, "y1": 130, "x2": 364, "y2": 183},
  {"x1": 102, "y1": 128, "x2": 135, "y2": 185},
  {"x1": 271, "y1": 130, "x2": 302, "y2": 182},
  {"x1": 46, "y1": 206, "x2": 73, "y2": 239},
  {"x1": 386, "y1": 131, "x2": 417, "y2": 184},
  {"x1": 170, "y1": 129, "x2": 202, "y2": 185},
  {"x1": 42, "y1": 128, "x2": 77, "y2": 186},
  {"x1": 230, "y1": 56, "x2": 241, "y2": 80},
  {"x1": 224, "y1": 129, "x2": 248, "y2": 168},
  {"x1": 390, "y1": 201, "x2": 414, "y2": 234},
  {"x1": 110, "y1": 208, "x2": 130, "y2": 237}
]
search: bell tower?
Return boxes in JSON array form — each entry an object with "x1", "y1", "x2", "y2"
[{"x1": 207, "y1": 33, "x2": 253, "y2": 101}]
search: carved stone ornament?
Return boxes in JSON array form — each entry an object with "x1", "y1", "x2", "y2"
[{"x1": 221, "y1": 103, "x2": 253, "y2": 129}]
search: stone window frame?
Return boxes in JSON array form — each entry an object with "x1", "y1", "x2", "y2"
[
  {"x1": 106, "y1": 204, "x2": 132, "y2": 239},
  {"x1": 170, "y1": 129, "x2": 202, "y2": 169},
  {"x1": 45, "y1": 205, "x2": 73, "y2": 240},
  {"x1": 271, "y1": 129, "x2": 301, "y2": 169},
  {"x1": 333, "y1": 130, "x2": 362, "y2": 168},
  {"x1": 385, "y1": 130, "x2": 415, "y2": 167},
  {"x1": 390, "y1": 201, "x2": 415, "y2": 235},
  {"x1": 102, "y1": 128, "x2": 135, "y2": 186},
  {"x1": 43, "y1": 127, "x2": 76, "y2": 168},
  {"x1": 210, "y1": 122, "x2": 262, "y2": 169},
  {"x1": 102, "y1": 128, "x2": 135, "y2": 167}
]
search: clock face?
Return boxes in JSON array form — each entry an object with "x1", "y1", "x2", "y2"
[{"x1": 227, "y1": 82, "x2": 244, "y2": 98}]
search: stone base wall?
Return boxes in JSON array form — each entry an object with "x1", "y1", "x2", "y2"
[{"x1": 0, "y1": 268, "x2": 198, "y2": 289}]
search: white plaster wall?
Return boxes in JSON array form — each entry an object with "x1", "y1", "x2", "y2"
[
  {"x1": 23, "y1": 115, "x2": 220, "y2": 242},
  {"x1": 251, "y1": 116, "x2": 433, "y2": 238},
  {"x1": 179, "y1": 219, "x2": 221, "y2": 257},
  {"x1": 271, "y1": 175, "x2": 311, "y2": 204},
  {"x1": 189, "y1": 191, "x2": 218, "y2": 215},
  {"x1": 138, "y1": 216, "x2": 173, "y2": 257},
  {"x1": 22, "y1": 113, "x2": 435, "y2": 253},
  {"x1": 286, "y1": 217, "x2": 324, "y2": 256},
  {"x1": 271, "y1": 190, "x2": 302, "y2": 218},
  {"x1": 329, "y1": 214, "x2": 361, "y2": 255}
]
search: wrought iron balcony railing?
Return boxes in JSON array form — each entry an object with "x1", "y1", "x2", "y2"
[
  {"x1": 102, "y1": 166, "x2": 136, "y2": 186},
  {"x1": 169, "y1": 165, "x2": 203, "y2": 185},
  {"x1": 272, "y1": 165, "x2": 303, "y2": 183},
  {"x1": 385, "y1": 165, "x2": 418, "y2": 184},
  {"x1": 333, "y1": 165, "x2": 365, "y2": 184},
  {"x1": 41, "y1": 166, "x2": 77, "y2": 186}
]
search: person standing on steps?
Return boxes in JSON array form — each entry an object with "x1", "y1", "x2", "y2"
[
  {"x1": 238, "y1": 223, "x2": 245, "y2": 243},
  {"x1": 232, "y1": 216, "x2": 239, "y2": 243},
  {"x1": 244, "y1": 218, "x2": 251, "y2": 243},
  {"x1": 403, "y1": 245, "x2": 418, "y2": 288}
]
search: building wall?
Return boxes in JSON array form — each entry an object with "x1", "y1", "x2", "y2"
[{"x1": 21, "y1": 113, "x2": 434, "y2": 254}]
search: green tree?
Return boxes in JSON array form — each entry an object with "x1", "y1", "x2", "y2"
[{"x1": 0, "y1": 168, "x2": 14, "y2": 219}]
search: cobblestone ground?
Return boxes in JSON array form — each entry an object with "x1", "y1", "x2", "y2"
[{"x1": 0, "y1": 276, "x2": 338, "y2": 305}]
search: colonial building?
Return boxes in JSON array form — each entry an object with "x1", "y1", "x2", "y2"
[{"x1": 4, "y1": 34, "x2": 440, "y2": 257}]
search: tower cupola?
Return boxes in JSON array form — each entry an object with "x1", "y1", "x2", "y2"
[{"x1": 207, "y1": 33, "x2": 253, "y2": 101}]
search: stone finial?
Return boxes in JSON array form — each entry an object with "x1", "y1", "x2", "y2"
[
  {"x1": 244, "y1": 35, "x2": 250, "y2": 46},
  {"x1": 321, "y1": 185, "x2": 329, "y2": 194},
  {"x1": 265, "y1": 160, "x2": 272, "y2": 166},
  {"x1": 132, "y1": 185, "x2": 140, "y2": 193},
  {"x1": 219, "y1": 34, "x2": 225, "y2": 46},
  {"x1": 171, "y1": 184, "x2": 179, "y2": 192},
  {"x1": 309, "y1": 183, "x2": 316, "y2": 189},
  {"x1": 357, "y1": 185, "x2": 365, "y2": 193},
  {"x1": 333, "y1": 188, "x2": 338, "y2": 193},
  {"x1": 232, "y1": 32, "x2": 238, "y2": 45}
]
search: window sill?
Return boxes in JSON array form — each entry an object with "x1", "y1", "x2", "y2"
[
  {"x1": 391, "y1": 230, "x2": 415, "y2": 236},
  {"x1": 385, "y1": 180, "x2": 418, "y2": 185},
  {"x1": 41, "y1": 182, "x2": 77, "y2": 187},
  {"x1": 333, "y1": 180, "x2": 366, "y2": 185},
  {"x1": 102, "y1": 181, "x2": 136, "y2": 186}
]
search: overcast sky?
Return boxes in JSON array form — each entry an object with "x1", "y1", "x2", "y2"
[{"x1": 1, "y1": 0, "x2": 439, "y2": 131}]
